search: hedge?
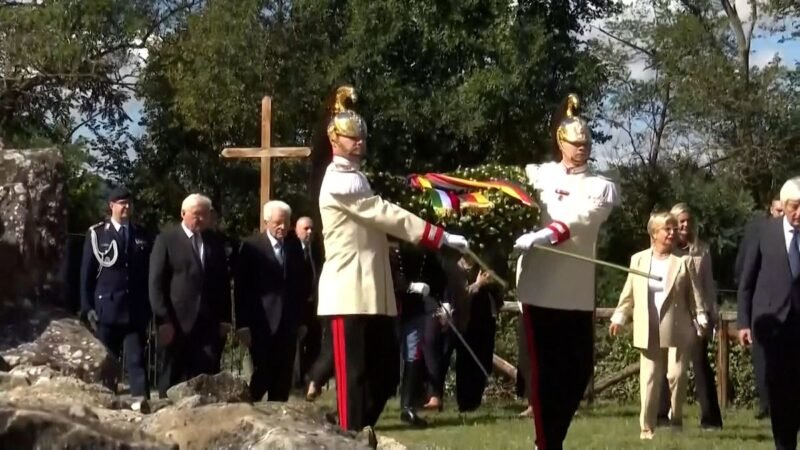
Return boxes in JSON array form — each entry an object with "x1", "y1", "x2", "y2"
[{"x1": 367, "y1": 163, "x2": 541, "y2": 256}]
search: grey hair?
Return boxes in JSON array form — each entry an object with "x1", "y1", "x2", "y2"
[
  {"x1": 181, "y1": 193, "x2": 212, "y2": 212},
  {"x1": 263, "y1": 200, "x2": 292, "y2": 221},
  {"x1": 780, "y1": 176, "x2": 800, "y2": 203}
]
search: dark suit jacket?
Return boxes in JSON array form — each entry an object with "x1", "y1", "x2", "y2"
[
  {"x1": 734, "y1": 215, "x2": 766, "y2": 285},
  {"x1": 148, "y1": 224, "x2": 232, "y2": 334},
  {"x1": 296, "y1": 236, "x2": 323, "y2": 321},
  {"x1": 234, "y1": 232, "x2": 311, "y2": 336},
  {"x1": 737, "y1": 217, "x2": 800, "y2": 335},
  {"x1": 80, "y1": 220, "x2": 153, "y2": 326}
]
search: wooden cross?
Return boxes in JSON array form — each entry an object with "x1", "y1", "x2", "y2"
[{"x1": 221, "y1": 96, "x2": 311, "y2": 232}]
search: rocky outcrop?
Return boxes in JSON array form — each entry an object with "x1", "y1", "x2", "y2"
[
  {"x1": 0, "y1": 401, "x2": 176, "y2": 450},
  {"x1": 165, "y1": 372, "x2": 250, "y2": 404},
  {"x1": 0, "y1": 372, "x2": 392, "y2": 450},
  {"x1": 142, "y1": 401, "x2": 376, "y2": 450},
  {"x1": 0, "y1": 146, "x2": 66, "y2": 304},
  {"x1": 0, "y1": 299, "x2": 120, "y2": 387}
]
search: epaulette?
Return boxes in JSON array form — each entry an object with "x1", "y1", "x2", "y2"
[{"x1": 89, "y1": 221, "x2": 105, "y2": 230}]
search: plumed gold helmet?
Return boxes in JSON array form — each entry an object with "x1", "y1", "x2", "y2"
[
  {"x1": 555, "y1": 94, "x2": 591, "y2": 145},
  {"x1": 326, "y1": 85, "x2": 368, "y2": 140}
]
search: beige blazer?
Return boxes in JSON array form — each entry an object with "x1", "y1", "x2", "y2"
[
  {"x1": 317, "y1": 182, "x2": 443, "y2": 317},
  {"x1": 675, "y1": 241, "x2": 718, "y2": 319},
  {"x1": 612, "y1": 249, "x2": 706, "y2": 350}
]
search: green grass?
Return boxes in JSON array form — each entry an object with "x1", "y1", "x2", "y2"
[{"x1": 315, "y1": 391, "x2": 775, "y2": 449}]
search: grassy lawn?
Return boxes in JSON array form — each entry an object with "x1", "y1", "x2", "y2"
[{"x1": 322, "y1": 395, "x2": 775, "y2": 449}]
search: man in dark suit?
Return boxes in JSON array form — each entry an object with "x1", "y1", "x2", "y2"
[
  {"x1": 80, "y1": 187, "x2": 152, "y2": 410},
  {"x1": 736, "y1": 196, "x2": 784, "y2": 419},
  {"x1": 148, "y1": 193, "x2": 232, "y2": 398},
  {"x1": 292, "y1": 216, "x2": 323, "y2": 390},
  {"x1": 738, "y1": 177, "x2": 800, "y2": 450},
  {"x1": 235, "y1": 200, "x2": 311, "y2": 402}
]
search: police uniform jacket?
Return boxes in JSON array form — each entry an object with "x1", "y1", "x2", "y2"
[
  {"x1": 389, "y1": 243, "x2": 447, "y2": 319},
  {"x1": 80, "y1": 220, "x2": 153, "y2": 326},
  {"x1": 516, "y1": 162, "x2": 619, "y2": 311},
  {"x1": 317, "y1": 157, "x2": 446, "y2": 316}
]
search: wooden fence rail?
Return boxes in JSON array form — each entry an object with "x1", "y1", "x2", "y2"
[{"x1": 499, "y1": 302, "x2": 739, "y2": 408}]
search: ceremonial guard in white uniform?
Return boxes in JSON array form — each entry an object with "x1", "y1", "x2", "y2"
[
  {"x1": 514, "y1": 94, "x2": 620, "y2": 450},
  {"x1": 316, "y1": 86, "x2": 469, "y2": 437}
]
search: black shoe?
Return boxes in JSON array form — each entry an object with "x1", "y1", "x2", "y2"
[
  {"x1": 400, "y1": 360, "x2": 428, "y2": 426},
  {"x1": 700, "y1": 422, "x2": 723, "y2": 431},
  {"x1": 400, "y1": 407, "x2": 428, "y2": 427}
]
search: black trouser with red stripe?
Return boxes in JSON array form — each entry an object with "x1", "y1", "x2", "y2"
[
  {"x1": 521, "y1": 305, "x2": 594, "y2": 450},
  {"x1": 330, "y1": 314, "x2": 400, "y2": 431}
]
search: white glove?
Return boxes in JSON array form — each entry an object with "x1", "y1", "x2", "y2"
[
  {"x1": 443, "y1": 232, "x2": 469, "y2": 252},
  {"x1": 513, "y1": 229, "x2": 552, "y2": 251},
  {"x1": 437, "y1": 303, "x2": 453, "y2": 318},
  {"x1": 408, "y1": 282, "x2": 430, "y2": 296}
]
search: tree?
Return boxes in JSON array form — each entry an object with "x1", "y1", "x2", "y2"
[
  {"x1": 0, "y1": 0, "x2": 200, "y2": 143},
  {"x1": 593, "y1": 0, "x2": 800, "y2": 205},
  {"x1": 117, "y1": 0, "x2": 619, "y2": 235}
]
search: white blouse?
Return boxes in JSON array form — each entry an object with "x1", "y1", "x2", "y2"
[{"x1": 648, "y1": 256, "x2": 670, "y2": 317}]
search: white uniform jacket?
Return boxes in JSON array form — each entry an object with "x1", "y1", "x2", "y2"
[
  {"x1": 516, "y1": 162, "x2": 619, "y2": 311},
  {"x1": 317, "y1": 157, "x2": 445, "y2": 316}
]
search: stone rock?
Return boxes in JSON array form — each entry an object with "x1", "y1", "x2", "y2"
[
  {"x1": 0, "y1": 147, "x2": 66, "y2": 305},
  {"x1": 0, "y1": 306, "x2": 120, "y2": 386},
  {"x1": 0, "y1": 373, "x2": 29, "y2": 391},
  {"x1": 9, "y1": 364, "x2": 56, "y2": 384},
  {"x1": 377, "y1": 436, "x2": 408, "y2": 450},
  {"x1": 173, "y1": 394, "x2": 217, "y2": 410},
  {"x1": 0, "y1": 401, "x2": 176, "y2": 450},
  {"x1": 142, "y1": 401, "x2": 375, "y2": 450},
  {"x1": 166, "y1": 372, "x2": 250, "y2": 404},
  {"x1": 0, "y1": 376, "x2": 116, "y2": 410}
]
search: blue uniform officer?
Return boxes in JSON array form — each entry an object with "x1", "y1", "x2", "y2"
[{"x1": 80, "y1": 187, "x2": 152, "y2": 405}]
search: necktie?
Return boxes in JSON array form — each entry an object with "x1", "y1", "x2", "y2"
[
  {"x1": 191, "y1": 234, "x2": 203, "y2": 265},
  {"x1": 275, "y1": 241, "x2": 284, "y2": 266},
  {"x1": 119, "y1": 225, "x2": 128, "y2": 253},
  {"x1": 790, "y1": 229, "x2": 800, "y2": 279}
]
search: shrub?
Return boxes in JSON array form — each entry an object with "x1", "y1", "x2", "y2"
[{"x1": 367, "y1": 164, "x2": 540, "y2": 258}]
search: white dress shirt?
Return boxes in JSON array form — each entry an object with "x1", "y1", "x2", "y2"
[
  {"x1": 648, "y1": 257, "x2": 670, "y2": 318},
  {"x1": 784, "y1": 217, "x2": 800, "y2": 254},
  {"x1": 181, "y1": 222, "x2": 203, "y2": 262},
  {"x1": 266, "y1": 231, "x2": 283, "y2": 264}
]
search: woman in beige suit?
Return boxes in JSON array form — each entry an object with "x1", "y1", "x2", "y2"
[
  {"x1": 609, "y1": 211, "x2": 708, "y2": 440},
  {"x1": 654, "y1": 203, "x2": 724, "y2": 429}
]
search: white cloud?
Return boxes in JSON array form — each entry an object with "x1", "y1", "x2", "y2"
[{"x1": 751, "y1": 47, "x2": 784, "y2": 68}]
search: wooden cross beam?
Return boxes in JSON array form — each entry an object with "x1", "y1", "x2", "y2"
[{"x1": 221, "y1": 96, "x2": 311, "y2": 232}]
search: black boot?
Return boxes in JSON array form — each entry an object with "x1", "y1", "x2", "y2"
[{"x1": 400, "y1": 361, "x2": 427, "y2": 428}]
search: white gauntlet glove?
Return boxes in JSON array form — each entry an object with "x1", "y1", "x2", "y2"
[
  {"x1": 443, "y1": 232, "x2": 469, "y2": 252},
  {"x1": 407, "y1": 282, "x2": 431, "y2": 296},
  {"x1": 513, "y1": 229, "x2": 552, "y2": 251}
]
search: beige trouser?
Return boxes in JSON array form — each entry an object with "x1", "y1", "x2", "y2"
[{"x1": 639, "y1": 346, "x2": 689, "y2": 431}]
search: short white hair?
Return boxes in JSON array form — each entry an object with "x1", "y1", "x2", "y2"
[
  {"x1": 780, "y1": 177, "x2": 800, "y2": 203},
  {"x1": 263, "y1": 200, "x2": 292, "y2": 221},
  {"x1": 181, "y1": 193, "x2": 212, "y2": 211}
]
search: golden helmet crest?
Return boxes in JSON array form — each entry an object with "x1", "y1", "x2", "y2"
[
  {"x1": 556, "y1": 94, "x2": 591, "y2": 145},
  {"x1": 327, "y1": 85, "x2": 367, "y2": 140}
]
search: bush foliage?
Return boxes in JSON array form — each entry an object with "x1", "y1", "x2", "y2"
[{"x1": 367, "y1": 164, "x2": 541, "y2": 258}]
